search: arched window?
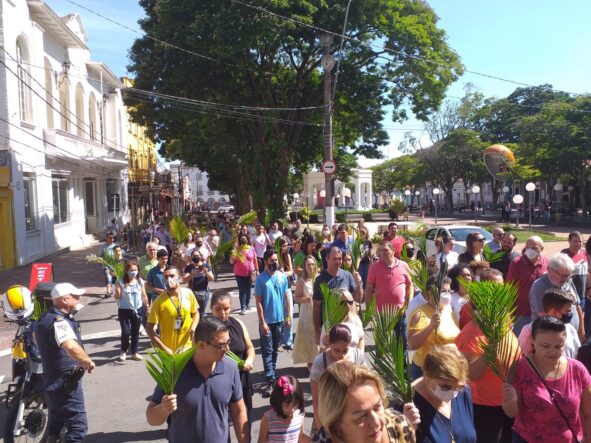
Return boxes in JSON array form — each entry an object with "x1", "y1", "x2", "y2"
[
  {"x1": 88, "y1": 93, "x2": 97, "y2": 141},
  {"x1": 16, "y1": 37, "x2": 33, "y2": 123},
  {"x1": 44, "y1": 58, "x2": 54, "y2": 128},
  {"x1": 59, "y1": 79, "x2": 70, "y2": 132},
  {"x1": 75, "y1": 83, "x2": 84, "y2": 138}
]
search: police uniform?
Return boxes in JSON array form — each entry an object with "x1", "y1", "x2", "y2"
[{"x1": 35, "y1": 307, "x2": 88, "y2": 442}]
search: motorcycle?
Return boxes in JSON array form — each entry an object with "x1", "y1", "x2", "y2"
[
  {"x1": 4, "y1": 315, "x2": 48, "y2": 442},
  {"x1": 2, "y1": 283, "x2": 57, "y2": 443}
]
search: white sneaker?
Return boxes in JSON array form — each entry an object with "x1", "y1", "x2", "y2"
[
  {"x1": 139, "y1": 325, "x2": 148, "y2": 337},
  {"x1": 131, "y1": 353, "x2": 143, "y2": 361},
  {"x1": 118, "y1": 352, "x2": 127, "y2": 362}
]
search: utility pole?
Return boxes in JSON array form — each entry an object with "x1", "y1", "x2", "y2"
[{"x1": 320, "y1": 33, "x2": 336, "y2": 227}]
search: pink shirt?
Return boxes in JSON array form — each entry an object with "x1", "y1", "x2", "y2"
[
  {"x1": 512, "y1": 357, "x2": 591, "y2": 442},
  {"x1": 233, "y1": 246, "x2": 257, "y2": 277},
  {"x1": 391, "y1": 236, "x2": 406, "y2": 259},
  {"x1": 506, "y1": 254, "x2": 548, "y2": 316},
  {"x1": 367, "y1": 259, "x2": 411, "y2": 310}
]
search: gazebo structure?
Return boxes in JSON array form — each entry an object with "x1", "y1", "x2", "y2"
[{"x1": 302, "y1": 168, "x2": 373, "y2": 210}]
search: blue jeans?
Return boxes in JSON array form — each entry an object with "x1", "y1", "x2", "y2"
[
  {"x1": 236, "y1": 275, "x2": 251, "y2": 311},
  {"x1": 260, "y1": 322, "x2": 283, "y2": 381},
  {"x1": 46, "y1": 382, "x2": 88, "y2": 442},
  {"x1": 358, "y1": 261, "x2": 370, "y2": 289}
]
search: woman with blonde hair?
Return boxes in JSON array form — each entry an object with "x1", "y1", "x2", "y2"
[
  {"x1": 293, "y1": 255, "x2": 319, "y2": 368},
  {"x1": 413, "y1": 345, "x2": 476, "y2": 442},
  {"x1": 316, "y1": 360, "x2": 419, "y2": 443},
  {"x1": 320, "y1": 288, "x2": 364, "y2": 353}
]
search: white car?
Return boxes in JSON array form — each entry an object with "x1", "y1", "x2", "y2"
[
  {"x1": 423, "y1": 225, "x2": 493, "y2": 257},
  {"x1": 217, "y1": 205, "x2": 235, "y2": 212}
]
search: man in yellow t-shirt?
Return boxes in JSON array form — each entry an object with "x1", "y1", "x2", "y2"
[{"x1": 147, "y1": 266, "x2": 199, "y2": 353}]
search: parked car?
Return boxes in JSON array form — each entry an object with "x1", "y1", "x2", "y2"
[
  {"x1": 423, "y1": 225, "x2": 493, "y2": 257},
  {"x1": 217, "y1": 205, "x2": 235, "y2": 212}
]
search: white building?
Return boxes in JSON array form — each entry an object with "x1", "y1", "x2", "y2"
[
  {"x1": 0, "y1": 1, "x2": 129, "y2": 268},
  {"x1": 303, "y1": 169, "x2": 373, "y2": 210},
  {"x1": 182, "y1": 165, "x2": 231, "y2": 210}
]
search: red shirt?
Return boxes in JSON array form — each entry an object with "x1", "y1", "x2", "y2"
[
  {"x1": 506, "y1": 254, "x2": 548, "y2": 316},
  {"x1": 367, "y1": 259, "x2": 411, "y2": 310},
  {"x1": 391, "y1": 236, "x2": 406, "y2": 259}
]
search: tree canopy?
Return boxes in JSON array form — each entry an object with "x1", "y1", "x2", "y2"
[{"x1": 126, "y1": 0, "x2": 462, "y2": 215}]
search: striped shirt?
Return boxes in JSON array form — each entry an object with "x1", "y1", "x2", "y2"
[{"x1": 263, "y1": 408, "x2": 304, "y2": 443}]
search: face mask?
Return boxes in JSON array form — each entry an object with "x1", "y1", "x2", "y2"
[
  {"x1": 239, "y1": 238, "x2": 247, "y2": 245},
  {"x1": 432, "y1": 385, "x2": 459, "y2": 402},
  {"x1": 192, "y1": 257, "x2": 200, "y2": 263},
  {"x1": 127, "y1": 271, "x2": 138, "y2": 278},
  {"x1": 187, "y1": 235, "x2": 193, "y2": 242},
  {"x1": 524, "y1": 248, "x2": 539, "y2": 261},
  {"x1": 406, "y1": 248, "x2": 415, "y2": 258},
  {"x1": 322, "y1": 229, "x2": 330, "y2": 235},
  {"x1": 268, "y1": 262, "x2": 279, "y2": 272},
  {"x1": 440, "y1": 292, "x2": 452, "y2": 307},
  {"x1": 164, "y1": 277, "x2": 178, "y2": 290},
  {"x1": 196, "y1": 242, "x2": 203, "y2": 247},
  {"x1": 560, "y1": 312, "x2": 574, "y2": 324}
]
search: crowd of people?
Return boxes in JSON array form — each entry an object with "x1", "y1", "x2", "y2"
[{"x1": 39, "y1": 217, "x2": 591, "y2": 442}]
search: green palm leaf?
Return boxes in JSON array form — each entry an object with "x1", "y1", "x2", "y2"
[
  {"x1": 360, "y1": 296, "x2": 376, "y2": 328},
  {"x1": 369, "y1": 306, "x2": 413, "y2": 403},
  {"x1": 320, "y1": 283, "x2": 349, "y2": 332},
  {"x1": 210, "y1": 241, "x2": 233, "y2": 271},
  {"x1": 275, "y1": 237, "x2": 283, "y2": 267},
  {"x1": 168, "y1": 216, "x2": 189, "y2": 244},
  {"x1": 145, "y1": 345, "x2": 195, "y2": 395},
  {"x1": 464, "y1": 280, "x2": 522, "y2": 381},
  {"x1": 348, "y1": 227, "x2": 364, "y2": 271},
  {"x1": 237, "y1": 210, "x2": 257, "y2": 228},
  {"x1": 86, "y1": 253, "x2": 126, "y2": 281},
  {"x1": 226, "y1": 350, "x2": 245, "y2": 369}
]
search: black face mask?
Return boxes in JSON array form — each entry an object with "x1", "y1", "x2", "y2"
[
  {"x1": 239, "y1": 238, "x2": 247, "y2": 245},
  {"x1": 406, "y1": 248, "x2": 415, "y2": 258},
  {"x1": 561, "y1": 312, "x2": 574, "y2": 324},
  {"x1": 196, "y1": 242, "x2": 203, "y2": 247},
  {"x1": 268, "y1": 262, "x2": 279, "y2": 272},
  {"x1": 192, "y1": 257, "x2": 200, "y2": 263}
]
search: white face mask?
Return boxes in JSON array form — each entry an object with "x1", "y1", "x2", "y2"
[
  {"x1": 432, "y1": 385, "x2": 459, "y2": 402},
  {"x1": 439, "y1": 292, "x2": 452, "y2": 307},
  {"x1": 165, "y1": 277, "x2": 178, "y2": 290},
  {"x1": 524, "y1": 248, "x2": 539, "y2": 261}
]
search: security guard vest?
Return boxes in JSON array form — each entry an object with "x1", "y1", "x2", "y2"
[{"x1": 35, "y1": 307, "x2": 83, "y2": 389}]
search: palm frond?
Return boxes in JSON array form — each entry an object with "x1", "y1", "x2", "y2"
[
  {"x1": 320, "y1": 283, "x2": 349, "y2": 332},
  {"x1": 145, "y1": 345, "x2": 195, "y2": 394},
  {"x1": 86, "y1": 253, "x2": 125, "y2": 281},
  {"x1": 369, "y1": 306, "x2": 413, "y2": 403},
  {"x1": 237, "y1": 210, "x2": 257, "y2": 227},
  {"x1": 31, "y1": 295, "x2": 47, "y2": 321},
  {"x1": 275, "y1": 237, "x2": 283, "y2": 267},
  {"x1": 226, "y1": 350, "x2": 245, "y2": 369},
  {"x1": 406, "y1": 258, "x2": 429, "y2": 296},
  {"x1": 168, "y1": 216, "x2": 189, "y2": 245},
  {"x1": 464, "y1": 280, "x2": 521, "y2": 381},
  {"x1": 483, "y1": 247, "x2": 506, "y2": 263},
  {"x1": 360, "y1": 296, "x2": 377, "y2": 328},
  {"x1": 348, "y1": 227, "x2": 364, "y2": 271},
  {"x1": 210, "y1": 241, "x2": 233, "y2": 270}
]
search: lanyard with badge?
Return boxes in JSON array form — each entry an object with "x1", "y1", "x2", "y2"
[{"x1": 168, "y1": 291, "x2": 184, "y2": 330}]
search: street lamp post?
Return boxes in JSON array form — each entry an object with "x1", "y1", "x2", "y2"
[
  {"x1": 320, "y1": 33, "x2": 336, "y2": 228},
  {"x1": 513, "y1": 194, "x2": 524, "y2": 228},
  {"x1": 342, "y1": 187, "x2": 351, "y2": 222},
  {"x1": 471, "y1": 185, "x2": 480, "y2": 224},
  {"x1": 415, "y1": 190, "x2": 420, "y2": 214},
  {"x1": 525, "y1": 182, "x2": 536, "y2": 228},
  {"x1": 319, "y1": 189, "x2": 326, "y2": 224},
  {"x1": 433, "y1": 188, "x2": 440, "y2": 224},
  {"x1": 293, "y1": 193, "x2": 299, "y2": 210}
]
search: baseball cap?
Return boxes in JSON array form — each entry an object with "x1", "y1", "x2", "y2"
[{"x1": 50, "y1": 283, "x2": 85, "y2": 299}]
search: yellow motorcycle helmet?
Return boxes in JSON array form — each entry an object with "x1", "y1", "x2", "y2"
[{"x1": 2, "y1": 285, "x2": 34, "y2": 321}]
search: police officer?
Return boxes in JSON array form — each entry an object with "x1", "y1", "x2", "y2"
[{"x1": 35, "y1": 283, "x2": 95, "y2": 442}]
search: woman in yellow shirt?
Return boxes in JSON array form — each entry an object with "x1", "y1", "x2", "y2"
[{"x1": 407, "y1": 275, "x2": 459, "y2": 380}]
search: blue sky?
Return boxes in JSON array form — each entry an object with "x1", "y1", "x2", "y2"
[{"x1": 47, "y1": 0, "x2": 591, "y2": 165}]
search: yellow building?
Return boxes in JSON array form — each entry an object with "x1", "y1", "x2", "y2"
[{"x1": 122, "y1": 77, "x2": 158, "y2": 225}]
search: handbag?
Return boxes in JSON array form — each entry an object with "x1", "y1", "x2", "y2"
[
  {"x1": 249, "y1": 269, "x2": 257, "y2": 284},
  {"x1": 525, "y1": 356, "x2": 582, "y2": 443}
]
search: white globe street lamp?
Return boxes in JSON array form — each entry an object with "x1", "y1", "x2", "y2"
[
  {"x1": 525, "y1": 182, "x2": 535, "y2": 227},
  {"x1": 433, "y1": 188, "x2": 440, "y2": 224},
  {"x1": 471, "y1": 185, "x2": 480, "y2": 223},
  {"x1": 513, "y1": 194, "x2": 524, "y2": 228}
]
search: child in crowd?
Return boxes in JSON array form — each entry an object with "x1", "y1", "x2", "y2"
[
  {"x1": 258, "y1": 375, "x2": 309, "y2": 443},
  {"x1": 518, "y1": 287, "x2": 581, "y2": 358}
]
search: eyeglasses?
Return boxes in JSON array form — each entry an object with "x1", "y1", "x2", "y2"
[
  {"x1": 475, "y1": 238, "x2": 485, "y2": 242},
  {"x1": 551, "y1": 269, "x2": 571, "y2": 279},
  {"x1": 207, "y1": 340, "x2": 231, "y2": 351}
]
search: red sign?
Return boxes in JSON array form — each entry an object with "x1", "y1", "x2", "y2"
[
  {"x1": 29, "y1": 263, "x2": 53, "y2": 291},
  {"x1": 322, "y1": 160, "x2": 337, "y2": 175}
]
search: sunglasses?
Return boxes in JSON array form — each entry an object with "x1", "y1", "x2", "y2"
[
  {"x1": 207, "y1": 340, "x2": 231, "y2": 351},
  {"x1": 475, "y1": 238, "x2": 485, "y2": 242}
]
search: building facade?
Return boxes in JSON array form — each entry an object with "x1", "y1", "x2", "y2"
[
  {"x1": 0, "y1": 1, "x2": 129, "y2": 268},
  {"x1": 123, "y1": 77, "x2": 157, "y2": 226},
  {"x1": 183, "y1": 166, "x2": 231, "y2": 211}
]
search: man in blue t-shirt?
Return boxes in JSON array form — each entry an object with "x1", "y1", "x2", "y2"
[
  {"x1": 146, "y1": 317, "x2": 248, "y2": 443},
  {"x1": 255, "y1": 249, "x2": 291, "y2": 398},
  {"x1": 146, "y1": 249, "x2": 168, "y2": 302},
  {"x1": 313, "y1": 246, "x2": 361, "y2": 347}
]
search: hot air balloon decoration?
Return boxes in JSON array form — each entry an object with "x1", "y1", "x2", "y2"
[{"x1": 483, "y1": 144, "x2": 515, "y2": 180}]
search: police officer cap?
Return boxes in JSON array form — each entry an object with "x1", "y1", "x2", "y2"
[{"x1": 51, "y1": 283, "x2": 85, "y2": 299}]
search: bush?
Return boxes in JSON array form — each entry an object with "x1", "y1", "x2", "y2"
[
  {"x1": 299, "y1": 208, "x2": 311, "y2": 222},
  {"x1": 363, "y1": 212, "x2": 373, "y2": 222},
  {"x1": 309, "y1": 214, "x2": 320, "y2": 224},
  {"x1": 371, "y1": 233, "x2": 382, "y2": 243},
  {"x1": 388, "y1": 208, "x2": 398, "y2": 220},
  {"x1": 336, "y1": 212, "x2": 346, "y2": 223}
]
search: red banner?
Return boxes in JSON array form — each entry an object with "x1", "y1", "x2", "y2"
[{"x1": 29, "y1": 263, "x2": 53, "y2": 291}]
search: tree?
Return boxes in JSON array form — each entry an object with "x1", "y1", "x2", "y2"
[
  {"x1": 126, "y1": 0, "x2": 463, "y2": 216},
  {"x1": 425, "y1": 83, "x2": 484, "y2": 142},
  {"x1": 519, "y1": 95, "x2": 591, "y2": 218},
  {"x1": 372, "y1": 155, "x2": 423, "y2": 195},
  {"x1": 417, "y1": 129, "x2": 486, "y2": 208}
]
